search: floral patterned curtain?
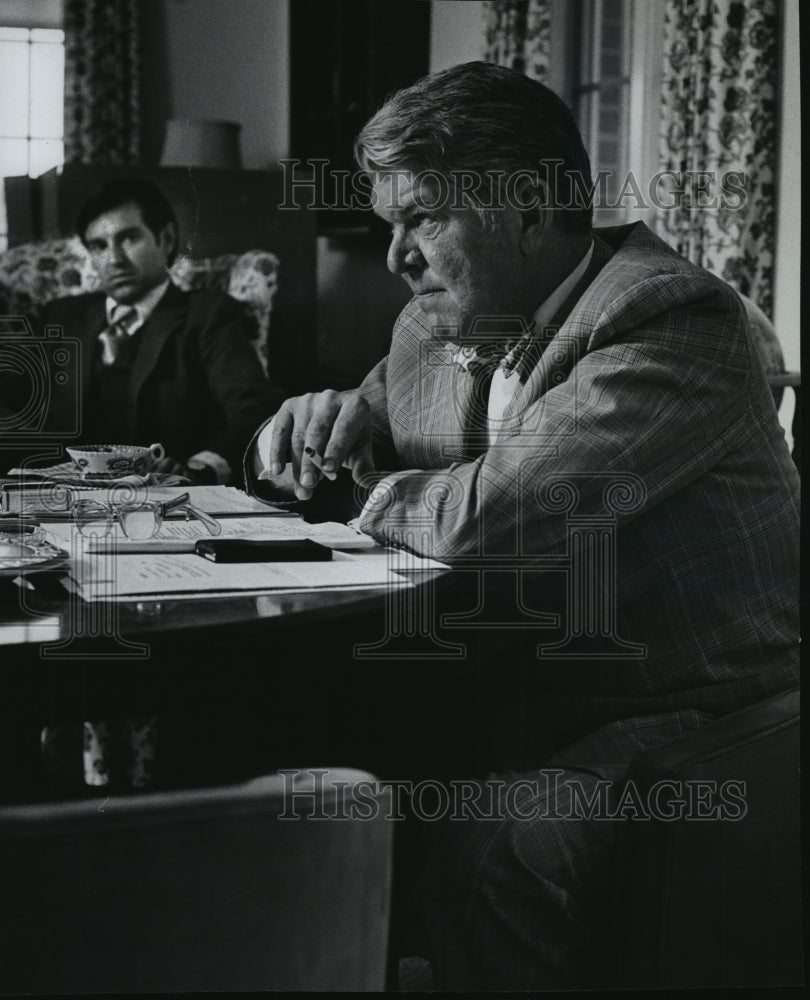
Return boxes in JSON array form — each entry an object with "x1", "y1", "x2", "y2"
[
  {"x1": 650, "y1": 0, "x2": 779, "y2": 316},
  {"x1": 63, "y1": 0, "x2": 142, "y2": 164},
  {"x1": 483, "y1": 0, "x2": 552, "y2": 81}
]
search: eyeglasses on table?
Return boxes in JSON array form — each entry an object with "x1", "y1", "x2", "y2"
[{"x1": 71, "y1": 492, "x2": 222, "y2": 540}]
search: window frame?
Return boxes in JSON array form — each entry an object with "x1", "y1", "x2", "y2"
[{"x1": 0, "y1": 23, "x2": 65, "y2": 250}]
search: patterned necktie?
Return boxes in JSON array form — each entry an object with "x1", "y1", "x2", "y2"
[
  {"x1": 99, "y1": 306, "x2": 138, "y2": 367},
  {"x1": 446, "y1": 317, "x2": 535, "y2": 384}
]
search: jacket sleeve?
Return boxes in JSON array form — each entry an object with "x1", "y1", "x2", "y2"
[
  {"x1": 356, "y1": 275, "x2": 773, "y2": 561},
  {"x1": 357, "y1": 354, "x2": 403, "y2": 471},
  {"x1": 194, "y1": 292, "x2": 285, "y2": 471}
]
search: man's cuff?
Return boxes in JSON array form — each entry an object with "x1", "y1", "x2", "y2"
[
  {"x1": 188, "y1": 450, "x2": 231, "y2": 485},
  {"x1": 358, "y1": 476, "x2": 392, "y2": 522},
  {"x1": 242, "y1": 415, "x2": 275, "y2": 496},
  {"x1": 253, "y1": 418, "x2": 276, "y2": 480},
  {"x1": 356, "y1": 470, "x2": 432, "y2": 540}
]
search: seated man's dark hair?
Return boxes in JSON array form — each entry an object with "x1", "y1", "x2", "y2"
[
  {"x1": 355, "y1": 60, "x2": 593, "y2": 234},
  {"x1": 76, "y1": 178, "x2": 180, "y2": 265}
]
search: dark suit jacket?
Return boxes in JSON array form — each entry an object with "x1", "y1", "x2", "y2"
[{"x1": 36, "y1": 283, "x2": 282, "y2": 476}]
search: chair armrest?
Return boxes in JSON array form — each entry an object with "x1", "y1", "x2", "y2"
[
  {"x1": 767, "y1": 371, "x2": 801, "y2": 389},
  {"x1": 607, "y1": 687, "x2": 801, "y2": 988},
  {"x1": 766, "y1": 372, "x2": 801, "y2": 472}
]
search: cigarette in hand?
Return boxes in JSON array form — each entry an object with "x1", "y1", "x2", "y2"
[{"x1": 303, "y1": 446, "x2": 337, "y2": 481}]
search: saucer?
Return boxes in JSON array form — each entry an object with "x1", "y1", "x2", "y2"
[
  {"x1": 0, "y1": 537, "x2": 70, "y2": 577},
  {"x1": 7, "y1": 463, "x2": 156, "y2": 488}
]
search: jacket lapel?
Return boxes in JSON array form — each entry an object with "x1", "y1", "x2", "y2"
[
  {"x1": 77, "y1": 296, "x2": 107, "y2": 389},
  {"x1": 407, "y1": 343, "x2": 476, "y2": 465},
  {"x1": 498, "y1": 235, "x2": 616, "y2": 431},
  {"x1": 129, "y1": 283, "x2": 186, "y2": 410}
]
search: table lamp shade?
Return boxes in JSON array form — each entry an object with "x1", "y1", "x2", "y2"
[{"x1": 160, "y1": 119, "x2": 243, "y2": 169}]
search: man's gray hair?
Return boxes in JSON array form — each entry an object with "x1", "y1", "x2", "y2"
[{"x1": 354, "y1": 61, "x2": 593, "y2": 234}]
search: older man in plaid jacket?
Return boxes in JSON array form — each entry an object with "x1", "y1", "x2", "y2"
[{"x1": 247, "y1": 62, "x2": 799, "y2": 989}]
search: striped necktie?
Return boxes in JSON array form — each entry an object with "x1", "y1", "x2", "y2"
[{"x1": 99, "y1": 306, "x2": 138, "y2": 367}]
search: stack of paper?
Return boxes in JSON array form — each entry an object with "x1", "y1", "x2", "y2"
[
  {"x1": 45, "y1": 516, "x2": 377, "y2": 553},
  {"x1": 1, "y1": 483, "x2": 290, "y2": 518},
  {"x1": 64, "y1": 550, "x2": 410, "y2": 601}
]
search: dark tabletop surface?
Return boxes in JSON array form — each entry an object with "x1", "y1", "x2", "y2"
[{"x1": 0, "y1": 570, "x2": 434, "y2": 647}]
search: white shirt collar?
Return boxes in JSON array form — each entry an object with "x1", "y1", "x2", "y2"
[
  {"x1": 105, "y1": 278, "x2": 170, "y2": 332},
  {"x1": 530, "y1": 240, "x2": 594, "y2": 332}
]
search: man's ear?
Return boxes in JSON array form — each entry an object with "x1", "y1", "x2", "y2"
[
  {"x1": 159, "y1": 222, "x2": 178, "y2": 263},
  {"x1": 515, "y1": 178, "x2": 552, "y2": 252}
]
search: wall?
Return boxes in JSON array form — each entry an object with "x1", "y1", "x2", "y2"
[
  {"x1": 429, "y1": 0, "x2": 485, "y2": 71},
  {"x1": 141, "y1": 0, "x2": 490, "y2": 168},
  {"x1": 140, "y1": 0, "x2": 289, "y2": 168},
  {"x1": 773, "y1": 0, "x2": 800, "y2": 374},
  {"x1": 0, "y1": 0, "x2": 63, "y2": 27}
]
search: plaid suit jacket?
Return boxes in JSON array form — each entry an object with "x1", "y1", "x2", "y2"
[{"x1": 355, "y1": 222, "x2": 799, "y2": 712}]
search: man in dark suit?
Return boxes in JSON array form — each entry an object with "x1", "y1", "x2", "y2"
[{"x1": 6, "y1": 178, "x2": 279, "y2": 484}]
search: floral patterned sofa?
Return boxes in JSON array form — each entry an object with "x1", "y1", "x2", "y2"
[{"x1": 0, "y1": 237, "x2": 280, "y2": 373}]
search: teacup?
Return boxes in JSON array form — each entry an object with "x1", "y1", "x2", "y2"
[{"x1": 66, "y1": 443, "x2": 165, "y2": 479}]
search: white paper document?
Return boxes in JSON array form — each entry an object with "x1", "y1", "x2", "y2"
[
  {"x1": 353, "y1": 547, "x2": 451, "y2": 571},
  {"x1": 67, "y1": 551, "x2": 408, "y2": 601},
  {"x1": 124, "y1": 485, "x2": 287, "y2": 516},
  {"x1": 2, "y1": 484, "x2": 291, "y2": 518},
  {"x1": 45, "y1": 517, "x2": 376, "y2": 552}
]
